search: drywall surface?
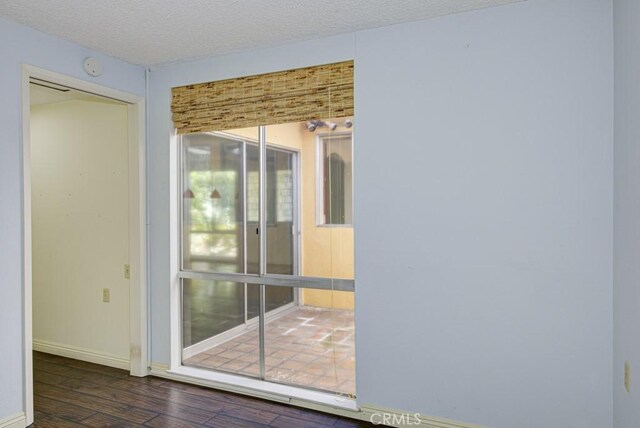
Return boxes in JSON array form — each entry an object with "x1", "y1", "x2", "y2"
[
  {"x1": 0, "y1": 15, "x2": 143, "y2": 420},
  {"x1": 149, "y1": 0, "x2": 613, "y2": 427},
  {"x1": 613, "y1": 1, "x2": 640, "y2": 427},
  {"x1": 354, "y1": 0, "x2": 613, "y2": 427},
  {"x1": 31, "y1": 100, "x2": 130, "y2": 362}
]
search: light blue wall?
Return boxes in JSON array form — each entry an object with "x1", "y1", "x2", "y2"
[
  {"x1": 355, "y1": 1, "x2": 613, "y2": 426},
  {"x1": 149, "y1": 1, "x2": 614, "y2": 427},
  {"x1": 613, "y1": 1, "x2": 640, "y2": 427},
  {"x1": 0, "y1": 16, "x2": 144, "y2": 420},
  {"x1": 1, "y1": 0, "x2": 616, "y2": 426}
]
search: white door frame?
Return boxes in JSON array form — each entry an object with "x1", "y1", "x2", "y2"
[{"x1": 21, "y1": 64, "x2": 148, "y2": 426}]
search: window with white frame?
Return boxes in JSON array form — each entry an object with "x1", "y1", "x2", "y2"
[{"x1": 317, "y1": 133, "x2": 353, "y2": 226}]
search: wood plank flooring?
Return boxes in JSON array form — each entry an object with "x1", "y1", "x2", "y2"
[{"x1": 32, "y1": 352, "x2": 374, "y2": 427}]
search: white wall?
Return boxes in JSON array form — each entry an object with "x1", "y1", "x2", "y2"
[
  {"x1": 613, "y1": 1, "x2": 640, "y2": 427},
  {"x1": 31, "y1": 99, "x2": 130, "y2": 362},
  {"x1": 149, "y1": 1, "x2": 614, "y2": 427},
  {"x1": 0, "y1": 16, "x2": 144, "y2": 421}
]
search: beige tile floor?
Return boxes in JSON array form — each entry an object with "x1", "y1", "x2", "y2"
[{"x1": 183, "y1": 306, "x2": 355, "y2": 396}]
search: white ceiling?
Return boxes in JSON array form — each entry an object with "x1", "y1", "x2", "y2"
[{"x1": 0, "y1": 0, "x2": 522, "y2": 66}]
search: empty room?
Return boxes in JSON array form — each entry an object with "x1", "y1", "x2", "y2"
[{"x1": 1, "y1": 0, "x2": 640, "y2": 427}]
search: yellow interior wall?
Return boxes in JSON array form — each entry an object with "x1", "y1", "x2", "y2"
[
  {"x1": 272, "y1": 122, "x2": 354, "y2": 310},
  {"x1": 227, "y1": 122, "x2": 355, "y2": 310},
  {"x1": 31, "y1": 99, "x2": 132, "y2": 359}
]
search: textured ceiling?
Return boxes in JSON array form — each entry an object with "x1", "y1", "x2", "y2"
[{"x1": 0, "y1": 0, "x2": 522, "y2": 66}]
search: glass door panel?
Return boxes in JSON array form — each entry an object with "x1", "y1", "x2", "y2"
[
  {"x1": 247, "y1": 143, "x2": 296, "y2": 318},
  {"x1": 182, "y1": 130, "x2": 257, "y2": 273},
  {"x1": 246, "y1": 142, "x2": 261, "y2": 321},
  {"x1": 181, "y1": 129, "x2": 261, "y2": 371},
  {"x1": 263, "y1": 286, "x2": 355, "y2": 396},
  {"x1": 181, "y1": 279, "x2": 260, "y2": 378},
  {"x1": 265, "y1": 148, "x2": 295, "y2": 312},
  {"x1": 182, "y1": 130, "x2": 298, "y2": 328},
  {"x1": 182, "y1": 279, "x2": 245, "y2": 345},
  {"x1": 266, "y1": 148, "x2": 295, "y2": 275},
  {"x1": 262, "y1": 120, "x2": 355, "y2": 396},
  {"x1": 245, "y1": 143, "x2": 260, "y2": 275}
]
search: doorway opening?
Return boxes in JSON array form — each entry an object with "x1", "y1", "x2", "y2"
[{"x1": 22, "y1": 65, "x2": 147, "y2": 426}]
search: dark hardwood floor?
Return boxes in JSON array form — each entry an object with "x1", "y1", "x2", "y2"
[{"x1": 32, "y1": 352, "x2": 374, "y2": 427}]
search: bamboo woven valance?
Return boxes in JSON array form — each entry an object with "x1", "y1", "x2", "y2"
[{"x1": 171, "y1": 61, "x2": 354, "y2": 134}]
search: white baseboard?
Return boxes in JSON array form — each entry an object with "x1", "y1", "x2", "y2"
[
  {"x1": 149, "y1": 362, "x2": 482, "y2": 428},
  {"x1": 33, "y1": 339, "x2": 130, "y2": 371},
  {"x1": 0, "y1": 413, "x2": 26, "y2": 428}
]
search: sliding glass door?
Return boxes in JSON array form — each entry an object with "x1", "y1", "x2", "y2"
[
  {"x1": 245, "y1": 144, "x2": 296, "y2": 319},
  {"x1": 179, "y1": 119, "x2": 355, "y2": 397},
  {"x1": 181, "y1": 130, "x2": 297, "y2": 343}
]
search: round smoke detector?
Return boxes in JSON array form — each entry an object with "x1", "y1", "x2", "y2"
[{"x1": 83, "y1": 57, "x2": 103, "y2": 77}]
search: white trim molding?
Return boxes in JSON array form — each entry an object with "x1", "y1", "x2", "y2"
[
  {"x1": 0, "y1": 413, "x2": 26, "y2": 428},
  {"x1": 33, "y1": 340, "x2": 130, "y2": 371},
  {"x1": 150, "y1": 362, "x2": 355, "y2": 409}
]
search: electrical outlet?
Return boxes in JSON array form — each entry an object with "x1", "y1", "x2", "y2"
[
  {"x1": 102, "y1": 288, "x2": 110, "y2": 303},
  {"x1": 124, "y1": 264, "x2": 130, "y2": 279},
  {"x1": 625, "y1": 361, "x2": 631, "y2": 393}
]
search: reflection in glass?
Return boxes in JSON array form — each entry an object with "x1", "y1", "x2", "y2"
[
  {"x1": 181, "y1": 130, "x2": 296, "y2": 329},
  {"x1": 266, "y1": 149, "x2": 295, "y2": 275},
  {"x1": 247, "y1": 144, "x2": 295, "y2": 318},
  {"x1": 319, "y1": 133, "x2": 353, "y2": 225},
  {"x1": 262, "y1": 120, "x2": 355, "y2": 396},
  {"x1": 264, "y1": 291, "x2": 355, "y2": 396},
  {"x1": 182, "y1": 279, "x2": 245, "y2": 346},
  {"x1": 182, "y1": 279, "x2": 261, "y2": 378},
  {"x1": 182, "y1": 132, "x2": 249, "y2": 273}
]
